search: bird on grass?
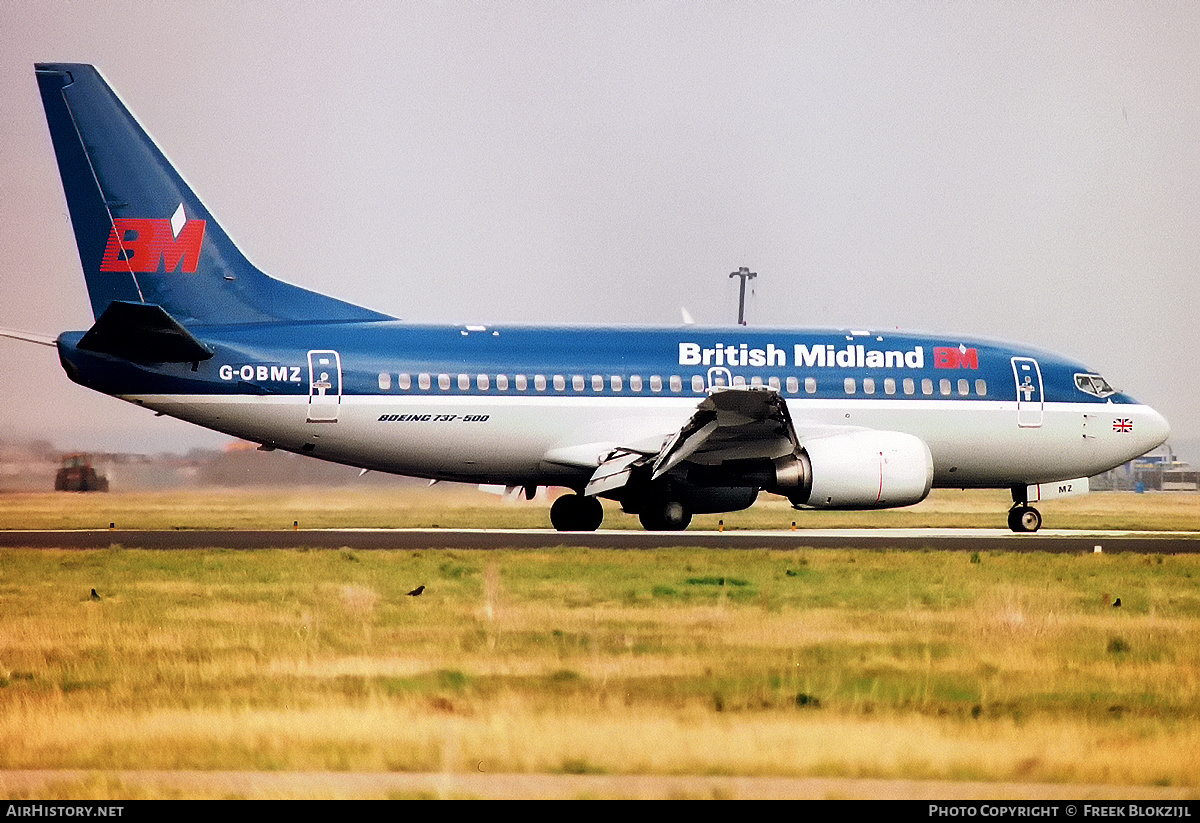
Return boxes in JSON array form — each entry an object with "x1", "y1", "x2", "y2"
[
  {"x1": 1113, "y1": 597, "x2": 1122, "y2": 608},
  {"x1": 89, "y1": 588, "x2": 101, "y2": 601},
  {"x1": 406, "y1": 586, "x2": 425, "y2": 597}
]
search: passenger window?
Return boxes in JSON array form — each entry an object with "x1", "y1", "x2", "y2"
[
  {"x1": 496, "y1": 374, "x2": 509, "y2": 391},
  {"x1": 752, "y1": 375, "x2": 765, "y2": 388},
  {"x1": 884, "y1": 378, "x2": 896, "y2": 395},
  {"x1": 805, "y1": 377, "x2": 817, "y2": 394},
  {"x1": 768, "y1": 376, "x2": 781, "y2": 391},
  {"x1": 515, "y1": 374, "x2": 528, "y2": 391},
  {"x1": 786, "y1": 376, "x2": 799, "y2": 393},
  {"x1": 732, "y1": 375, "x2": 746, "y2": 387},
  {"x1": 572, "y1": 375, "x2": 584, "y2": 392},
  {"x1": 398, "y1": 373, "x2": 412, "y2": 391},
  {"x1": 863, "y1": 378, "x2": 875, "y2": 395},
  {"x1": 418, "y1": 373, "x2": 431, "y2": 390},
  {"x1": 940, "y1": 379, "x2": 952, "y2": 396},
  {"x1": 535, "y1": 375, "x2": 547, "y2": 391},
  {"x1": 670, "y1": 375, "x2": 682, "y2": 392},
  {"x1": 921, "y1": 378, "x2": 933, "y2": 396},
  {"x1": 438, "y1": 374, "x2": 451, "y2": 391},
  {"x1": 630, "y1": 375, "x2": 643, "y2": 392},
  {"x1": 612, "y1": 375, "x2": 623, "y2": 392},
  {"x1": 844, "y1": 377, "x2": 856, "y2": 394},
  {"x1": 975, "y1": 379, "x2": 987, "y2": 396},
  {"x1": 378, "y1": 372, "x2": 391, "y2": 391},
  {"x1": 592, "y1": 375, "x2": 604, "y2": 392},
  {"x1": 458, "y1": 374, "x2": 470, "y2": 391},
  {"x1": 650, "y1": 375, "x2": 663, "y2": 392},
  {"x1": 903, "y1": 378, "x2": 915, "y2": 395},
  {"x1": 554, "y1": 375, "x2": 566, "y2": 391},
  {"x1": 691, "y1": 375, "x2": 704, "y2": 392},
  {"x1": 957, "y1": 378, "x2": 969, "y2": 396},
  {"x1": 478, "y1": 374, "x2": 490, "y2": 391}
]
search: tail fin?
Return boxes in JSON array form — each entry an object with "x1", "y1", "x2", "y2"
[{"x1": 35, "y1": 63, "x2": 391, "y2": 326}]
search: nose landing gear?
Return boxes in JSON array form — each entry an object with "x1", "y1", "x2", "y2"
[{"x1": 1007, "y1": 504, "x2": 1042, "y2": 533}]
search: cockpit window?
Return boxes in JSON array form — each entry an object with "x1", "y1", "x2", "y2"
[{"x1": 1075, "y1": 373, "x2": 1116, "y2": 398}]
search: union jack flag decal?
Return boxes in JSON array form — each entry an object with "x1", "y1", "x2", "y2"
[{"x1": 1113, "y1": 418, "x2": 1133, "y2": 433}]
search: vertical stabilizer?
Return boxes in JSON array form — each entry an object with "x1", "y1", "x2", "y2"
[{"x1": 35, "y1": 63, "x2": 391, "y2": 326}]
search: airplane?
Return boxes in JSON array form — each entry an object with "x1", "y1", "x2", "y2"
[{"x1": 6, "y1": 63, "x2": 1170, "y2": 533}]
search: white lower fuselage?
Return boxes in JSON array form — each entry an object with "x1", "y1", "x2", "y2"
[{"x1": 132, "y1": 392, "x2": 1168, "y2": 491}]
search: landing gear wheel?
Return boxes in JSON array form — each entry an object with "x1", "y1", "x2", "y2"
[
  {"x1": 1007, "y1": 505, "x2": 1042, "y2": 533},
  {"x1": 638, "y1": 500, "x2": 692, "y2": 531},
  {"x1": 550, "y1": 493, "x2": 604, "y2": 532}
]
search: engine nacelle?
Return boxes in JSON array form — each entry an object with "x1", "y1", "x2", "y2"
[{"x1": 786, "y1": 430, "x2": 933, "y2": 510}]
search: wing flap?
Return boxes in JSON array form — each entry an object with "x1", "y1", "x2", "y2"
[
  {"x1": 585, "y1": 450, "x2": 648, "y2": 497},
  {"x1": 652, "y1": 418, "x2": 719, "y2": 478}
]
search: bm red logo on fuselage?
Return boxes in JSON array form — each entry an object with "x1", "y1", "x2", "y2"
[
  {"x1": 100, "y1": 217, "x2": 206, "y2": 273},
  {"x1": 932, "y1": 346, "x2": 979, "y2": 369}
]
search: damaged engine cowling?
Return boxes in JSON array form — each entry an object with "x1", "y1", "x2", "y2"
[{"x1": 768, "y1": 430, "x2": 934, "y2": 509}]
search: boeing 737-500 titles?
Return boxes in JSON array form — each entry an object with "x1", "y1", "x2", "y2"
[{"x1": 3, "y1": 64, "x2": 1170, "y2": 532}]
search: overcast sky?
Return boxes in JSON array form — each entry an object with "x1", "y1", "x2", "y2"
[{"x1": 1, "y1": 2, "x2": 1197, "y2": 456}]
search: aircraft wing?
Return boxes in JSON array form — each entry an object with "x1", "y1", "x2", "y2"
[
  {"x1": 652, "y1": 387, "x2": 799, "y2": 475},
  {"x1": 584, "y1": 387, "x2": 803, "y2": 496}
]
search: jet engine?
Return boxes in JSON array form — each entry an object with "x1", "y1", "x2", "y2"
[{"x1": 769, "y1": 430, "x2": 933, "y2": 509}]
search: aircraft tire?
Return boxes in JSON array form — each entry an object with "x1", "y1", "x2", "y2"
[
  {"x1": 638, "y1": 500, "x2": 692, "y2": 531},
  {"x1": 550, "y1": 493, "x2": 604, "y2": 532},
  {"x1": 1008, "y1": 505, "x2": 1042, "y2": 533}
]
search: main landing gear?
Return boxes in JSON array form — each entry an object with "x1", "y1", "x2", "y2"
[
  {"x1": 549, "y1": 493, "x2": 604, "y2": 532},
  {"x1": 637, "y1": 498, "x2": 692, "y2": 531},
  {"x1": 548, "y1": 492, "x2": 696, "y2": 532}
]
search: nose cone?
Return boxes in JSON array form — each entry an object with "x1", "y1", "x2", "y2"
[
  {"x1": 1132, "y1": 406, "x2": 1171, "y2": 458},
  {"x1": 1137, "y1": 407, "x2": 1166, "y2": 453}
]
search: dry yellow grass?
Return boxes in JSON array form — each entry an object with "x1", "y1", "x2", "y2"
[
  {"x1": 4, "y1": 703, "x2": 1198, "y2": 788},
  {"x1": 1, "y1": 485, "x2": 1198, "y2": 530}
]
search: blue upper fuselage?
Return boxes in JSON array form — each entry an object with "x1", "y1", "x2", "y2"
[{"x1": 56, "y1": 321, "x2": 1143, "y2": 407}]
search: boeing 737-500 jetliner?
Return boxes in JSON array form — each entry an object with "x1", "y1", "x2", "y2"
[{"x1": 6, "y1": 64, "x2": 1170, "y2": 532}]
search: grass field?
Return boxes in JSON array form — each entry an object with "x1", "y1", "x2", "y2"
[
  {"x1": 1, "y1": 487, "x2": 1198, "y2": 798},
  {"x1": 3, "y1": 485, "x2": 1200, "y2": 531}
]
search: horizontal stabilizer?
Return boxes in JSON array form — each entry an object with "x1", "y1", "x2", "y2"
[
  {"x1": 0, "y1": 328, "x2": 57, "y2": 347},
  {"x1": 78, "y1": 301, "x2": 214, "y2": 363}
]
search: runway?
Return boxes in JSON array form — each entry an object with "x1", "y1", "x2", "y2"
[{"x1": 2, "y1": 527, "x2": 1199, "y2": 552}]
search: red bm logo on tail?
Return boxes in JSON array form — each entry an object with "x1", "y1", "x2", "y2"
[{"x1": 100, "y1": 217, "x2": 206, "y2": 273}]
